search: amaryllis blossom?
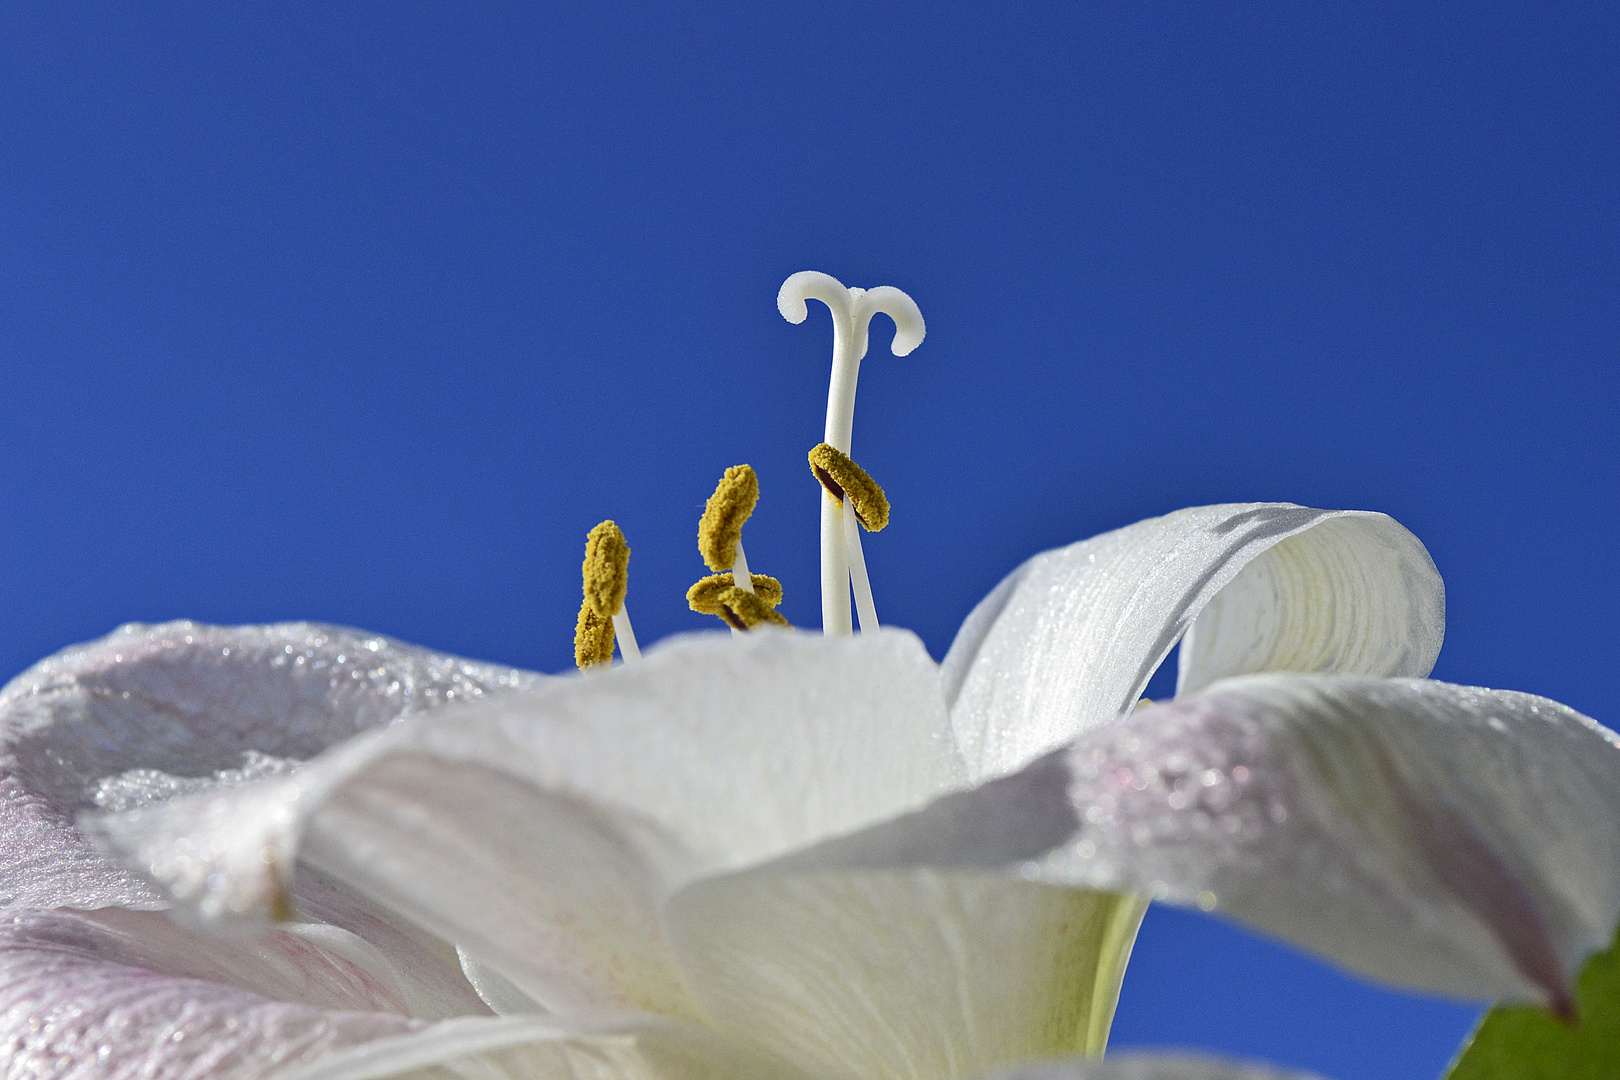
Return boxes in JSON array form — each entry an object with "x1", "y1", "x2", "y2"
[{"x1": 3, "y1": 275, "x2": 1615, "y2": 1080}]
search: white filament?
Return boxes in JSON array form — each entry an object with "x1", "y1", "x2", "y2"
[
  {"x1": 778, "y1": 271, "x2": 924, "y2": 635},
  {"x1": 732, "y1": 540, "x2": 756, "y2": 594},
  {"x1": 820, "y1": 500, "x2": 852, "y2": 635},
  {"x1": 843, "y1": 498, "x2": 879, "y2": 632},
  {"x1": 728, "y1": 539, "x2": 754, "y2": 637},
  {"x1": 611, "y1": 608, "x2": 641, "y2": 662}
]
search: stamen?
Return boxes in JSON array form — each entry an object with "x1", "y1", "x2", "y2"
[
  {"x1": 730, "y1": 539, "x2": 756, "y2": 596},
  {"x1": 698, "y1": 465, "x2": 759, "y2": 573},
  {"x1": 611, "y1": 609, "x2": 641, "y2": 661},
  {"x1": 687, "y1": 572, "x2": 784, "y2": 612},
  {"x1": 779, "y1": 271, "x2": 923, "y2": 634},
  {"x1": 574, "y1": 520, "x2": 637, "y2": 669},
  {"x1": 574, "y1": 605, "x2": 615, "y2": 669},
  {"x1": 714, "y1": 586, "x2": 790, "y2": 630},
  {"x1": 807, "y1": 443, "x2": 889, "y2": 531},
  {"x1": 843, "y1": 498, "x2": 879, "y2": 632},
  {"x1": 582, "y1": 521, "x2": 630, "y2": 619}
]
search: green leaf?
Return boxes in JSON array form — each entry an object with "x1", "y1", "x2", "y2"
[{"x1": 1445, "y1": 928, "x2": 1620, "y2": 1080}]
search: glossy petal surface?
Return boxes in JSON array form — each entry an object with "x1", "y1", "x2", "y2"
[
  {"x1": 0, "y1": 620, "x2": 541, "y2": 911},
  {"x1": 801, "y1": 675, "x2": 1620, "y2": 1008},
  {"x1": 88, "y1": 629, "x2": 961, "y2": 1020},
  {"x1": 1046, "y1": 677, "x2": 1620, "y2": 1005},
  {"x1": 942, "y1": 505, "x2": 1442, "y2": 781},
  {"x1": 668, "y1": 870, "x2": 1144, "y2": 1080},
  {"x1": 0, "y1": 907, "x2": 426, "y2": 1079},
  {"x1": 300, "y1": 753, "x2": 699, "y2": 1017},
  {"x1": 1175, "y1": 513, "x2": 1443, "y2": 696}
]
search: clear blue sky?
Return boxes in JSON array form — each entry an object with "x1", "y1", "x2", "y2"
[{"x1": 2, "y1": 5, "x2": 1615, "y2": 1077}]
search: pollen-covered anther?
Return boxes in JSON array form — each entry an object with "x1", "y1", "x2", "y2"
[
  {"x1": 698, "y1": 464, "x2": 759, "y2": 572},
  {"x1": 575, "y1": 519, "x2": 638, "y2": 669},
  {"x1": 687, "y1": 572, "x2": 783, "y2": 615},
  {"x1": 573, "y1": 605, "x2": 615, "y2": 668},
  {"x1": 807, "y1": 443, "x2": 890, "y2": 531},
  {"x1": 714, "y1": 586, "x2": 790, "y2": 631},
  {"x1": 582, "y1": 520, "x2": 630, "y2": 618}
]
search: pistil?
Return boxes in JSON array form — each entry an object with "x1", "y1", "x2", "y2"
[{"x1": 778, "y1": 271, "x2": 923, "y2": 634}]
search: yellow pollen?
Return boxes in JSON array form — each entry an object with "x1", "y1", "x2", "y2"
[
  {"x1": 714, "y1": 586, "x2": 790, "y2": 630},
  {"x1": 582, "y1": 520, "x2": 630, "y2": 619},
  {"x1": 698, "y1": 464, "x2": 759, "y2": 571},
  {"x1": 687, "y1": 572, "x2": 784, "y2": 616},
  {"x1": 573, "y1": 604, "x2": 615, "y2": 669},
  {"x1": 807, "y1": 443, "x2": 889, "y2": 531}
]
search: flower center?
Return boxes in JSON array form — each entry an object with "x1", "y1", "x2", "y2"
[{"x1": 571, "y1": 272, "x2": 924, "y2": 667}]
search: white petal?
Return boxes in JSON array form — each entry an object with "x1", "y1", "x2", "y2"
[
  {"x1": 294, "y1": 868, "x2": 496, "y2": 1021},
  {"x1": 299, "y1": 752, "x2": 701, "y2": 1017},
  {"x1": 1042, "y1": 676, "x2": 1620, "y2": 1008},
  {"x1": 942, "y1": 504, "x2": 1442, "y2": 781},
  {"x1": 0, "y1": 907, "x2": 426, "y2": 1078},
  {"x1": 0, "y1": 909, "x2": 791, "y2": 1080},
  {"x1": 276, "y1": 1013, "x2": 810, "y2": 1080},
  {"x1": 6, "y1": 907, "x2": 416, "y2": 1015},
  {"x1": 790, "y1": 675, "x2": 1620, "y2": 1008},
  {"x1": 985, "y1": 1055, "x2": 1327, "y2": 1080},
  {"x1": 89, "y1": 627, "x2": 959, "y2": 915},
  {"x1": 666, "y1": 870, "x2": 1145, "y2": 1080},
  {"x1": 88, "y1": 630, "x2": 960, "y2": 1016},
  {"x1": 0, "y1": 620, "x2": 542, "y2": 911},
  {"x1": 1175, "y1": 512, "x2": 1443, "y2": 696}
]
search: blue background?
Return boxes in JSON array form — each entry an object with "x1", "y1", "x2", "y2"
[{"x1": 2, "y1": 4, "x2": 1615, "y2": 1077}]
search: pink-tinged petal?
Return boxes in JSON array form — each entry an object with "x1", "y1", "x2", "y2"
[
  {"x1": 14, "y1": 907, "x2": 414, "y2": 1015},
  {"x1": 0, "y1": 907, "x2": 426, "y2": 1079},
  {"x1": 1, "y1": 620, "x2": 544, "y2": 912},
  {"x1": 986, "y1": 1055, "x2": 1327, "y2": 1080},
  {"x1": 89, "y1": 629, "x2": 959, "y2": 1017},
  {"x1": 943, "y1": 505, "x2": 1442, "y2": 782},
  {"x1": 825, "y1": 675, "x2": 1620, "y2": 1007},
  {"x1": 291, "y1": 868, "x2": 493, "y2": 1021},
  {"x1": 1046, "y1": 676, "x2": 1620, "y2": 1008},
  {"x1": 0, "y1": 909, "x2": 783, "y2": 1080},
  {"x1": 666, "y1": 870, "x2": 1143, "y2": 1080}
]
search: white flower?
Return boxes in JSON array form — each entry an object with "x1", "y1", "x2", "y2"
[
  {"x1": 2, "y1": 491, "x2": 1589, "y2": 1080},
  {"x1": 2, "y1": 275, "x2": 1612, "y2": 1079}
]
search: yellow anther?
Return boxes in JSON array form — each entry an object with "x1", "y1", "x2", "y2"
[
  {"x1": 713, "y1": 586, "x2": 790, "y2": 631},
  {"x1": 687, "y1": 572, "x2": 784, "y2": 616},
  {"x1": 573, "y1": 604, "x2": 615, "y2": 669},
  {"x1": 698, "y1": 464, "x2": 759, "y2": 571},
  {"x1": 807, "y1": 443, "x2": 889, "y2": 532},
  {"x1": 582, "y1": 520, "x2": 630, "y2": 619}
]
